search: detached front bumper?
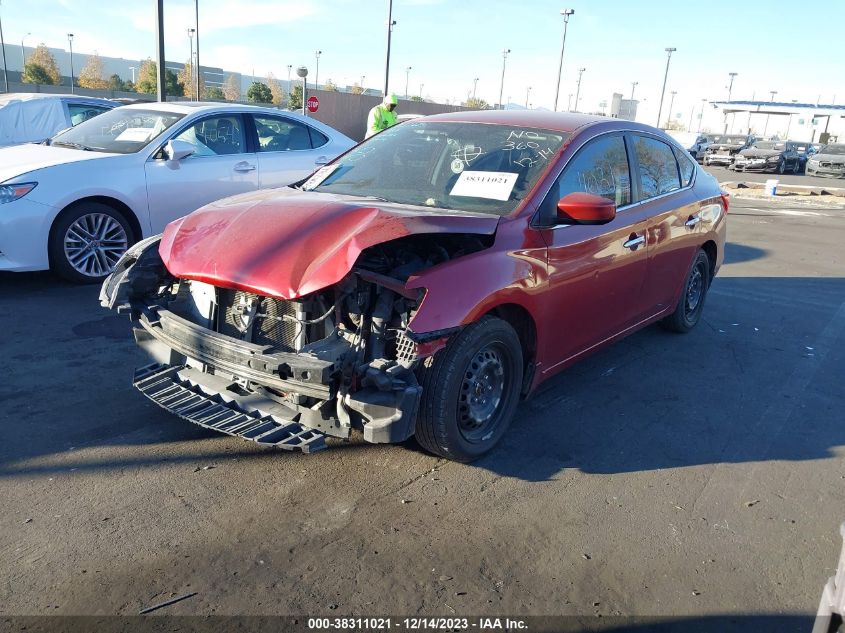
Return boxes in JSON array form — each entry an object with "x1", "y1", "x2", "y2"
[{"x1": 733, "y1": 160, "x2": 779, "y2": 172}]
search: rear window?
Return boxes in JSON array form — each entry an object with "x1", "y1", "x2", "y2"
[
  {"x1": 633, "y1": 135, "x2": 681, "y2": 200},
  {"x1": 673, "y1": 146, "x2": 696, "y2": 186}
]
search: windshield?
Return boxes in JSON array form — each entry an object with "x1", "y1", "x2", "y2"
[
  {"x1": 712, "y1": 135, "x2": 747, "y2": 145},
  {"x1": 821, "y1": 144, "x2": 845, "y2": 155},
  {"x1": 306, "y1": 122, "x2": 568, "y2": 216},
  {"x1": 51, "y1": 108, "x2": 184, "y2": 154},
  {"x1": 752, "y1": 142, "x2": 784, "y2": 151}
]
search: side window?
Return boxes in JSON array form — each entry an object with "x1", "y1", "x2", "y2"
[
  {"x1": 174, "y1": 115, "x2": 245, "y2": 156},
  {"x1": 633, "y1": 135, "x2": 681, "y2": 200},
  {"x1": 253, "y1": 115, "x2": 325, "y2": 152},
  {"x1": 672, "y1": 146, "x2": 695, "y2": 186},
  {"x1": 68, "y1": 104, "x2": 109, "y2": 126}
]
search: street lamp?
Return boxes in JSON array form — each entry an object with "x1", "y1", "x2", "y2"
[
  {"x1": 763, "y1": 90, "x2": 777, "y2": 136},
  {"x1": 187, "y1": 28, "x2": 195, "y2": 100},
  {"x1": 655, "y1": 47, "x2": 676, "y2": 128},
  {"x1": 67, "y1": 33, "x2": 74, "y2": 94},
  {"x1": 314, "y1": 50, "x2": 321, "y2": 90},
  {"x1": 286, "y1": 64, "x2": 292, "y2": 86},
  {"x1": 20, "y1": 32, "x2": 29, "y2": 70},
  {"x1": 666, "y1": 90, "x2": 677, "y2": 127},
  {"x1": 0, "y1": 0, "x2": 8, "y2": 92},
  {"x1": 360, "y1": 75, "x2": 365, "y2": 91},
  {"x1": 553, "y1": 8, "x2": 574, "y2": 112},
  {"x1": 193, "y1": 0, "x2": 200, "y2": 101},
  {"x1": 727, "y1": 72, "x2": 738, "y2": 101},
  {"x1": 498, "y1": 48, "x2": 510, "y2": 110},
  {"x1": 697, "y1": 98, "x2": 706, "y2": 132},
  {"x1": 296, "y1": 65, "x2": 308, "y2": 116},
  {"x1": 631, "y1": 81, "x2": 638, "y2": 101},
  {"x1": 525, "y1": 86, "x2": 531, "y2": 109},
  {"x1": 472, "y1": 77, "x2": 479, "y2": 100},
  {"x1": 567, "y1": 92, "x2": 573, "y2": 111},
  {"x1": 574, "y1": 67, "x2": 585, "y2": 112},
  {"x1": 404, "y1": 66, "x2": 411, "y2": 99},
  {"x1": 383, "y1": 0, "x2": 396, "y2": 97},
  {"x1": 419, "y1": 83, "x2": 423, "y2": 99},
  {"x1": 129, "y1": 66, "x2": 135, "y2": 83}
]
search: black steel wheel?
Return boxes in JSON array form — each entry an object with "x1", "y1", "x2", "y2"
[
  {"x1": 661, "y1": 249, "x2": 711, "y2": 333},
  {"x1": 415, "y1": 316, "x2": 523, "y2": 462}
]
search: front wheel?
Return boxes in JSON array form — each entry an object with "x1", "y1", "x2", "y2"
[
  {"x1": 661, "y1": 249, "x2": 711, "y2": 333},
  {"x1": 415, "y1": 316, "x2": 523, "y2": 462},
  {"x1": 777, "y1": 158, "x2": 787, "y2": 174},
  {"x1": 49, "y1": 202, "x2": 134, "y2": 284}
]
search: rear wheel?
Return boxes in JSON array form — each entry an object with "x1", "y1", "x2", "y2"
[
  {"x1": 792, "y1": 159, "x2": 801, "y2": 174},
  {"x1": 661, "y1": 249, "x2": 711, "y2": 334},
  {"x1": 415, "y1": 316, "x2": 523, "y2": 462},
  {"x1": 49, "y1": 202, "x2": 134, "y2": 284}
]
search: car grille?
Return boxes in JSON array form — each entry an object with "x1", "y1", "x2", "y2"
[{"x1": 216, "y1": 288, "x2": 300, "y2": 351}]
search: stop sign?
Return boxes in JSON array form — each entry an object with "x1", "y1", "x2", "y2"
[{"x1": 307, "y1": 96, "x2": 319, "y2": 113}]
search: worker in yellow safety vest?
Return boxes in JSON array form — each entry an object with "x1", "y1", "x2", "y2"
[{"x1": 365, "y1": 94, "x2": 399, "y2": 139}]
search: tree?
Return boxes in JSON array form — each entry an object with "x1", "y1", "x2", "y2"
[
  {"x1": 665, "y1": 119, "x2": 685, "y2": 131},
  {"x1": 223, "y1": 74, "x2": 240, "y2": 101},
  {"x1": 203, "y1": 86, "x2": 225, "y2": 100},
  {"x1": 78, "y1": 52, "x2": 109, "y2": 90},
  {"x1": 137, "y1": 59, "x2": 157, "y2": 94},
  {"x1": 266, "y1": 72, "x2": 285, "y2": 106},
  {"x1": 107, "y1": 74, "x2": 126, "y2": 91},
  {"x1": 165, "y1": 69, "x2": 183, "y2": 97},
  {"x1": 350, "y1": 82, "x2": 364, "y2": 95},
  {"x1": 177, "y1": 60, "x2": 204, "y2": 100},
  {"x1": 25, "y1": 44, "x2": 61, "y2": 84},
  {"x1": 247, "y1": 81, "x2": 272, "y2": 104},
  {"x1": 124, "y1": 80, "x2": 136, "y2": 93},
  {"x1": 323, "y1": 78, "x2": 338, "y2": 92},
  {"x1": 288, "y1": 84, "x2": 303, "y2": 110},
  {"x1": 22, "y1": 63, "x2": 54, "y2": 85},
  {"x1": 410, "y1": 95, "x2": 425, "y2": 102},
  {"x1": 465, "y1": 97, "x2": 490, "y2": 110}
]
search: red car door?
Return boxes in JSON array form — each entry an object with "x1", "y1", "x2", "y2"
[
  {"x1": 536, "y1": 133, "x2": 652, "y2": 376},
  {"x1": 631, "y1": 135, "x2": 706, "y2": 314}
]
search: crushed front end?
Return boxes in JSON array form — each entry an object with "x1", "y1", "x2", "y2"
[{"x1": 100, "y1": 233, "x2": 486, "y2": 452}]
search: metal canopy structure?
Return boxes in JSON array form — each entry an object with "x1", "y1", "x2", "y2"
[{"x1": 710, "y1": 100, "x2": 844, "y2": 142}]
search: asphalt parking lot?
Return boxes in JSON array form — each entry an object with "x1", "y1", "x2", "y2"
[
  {"x1": 704, "y1": 164, "x2": 845, "y2": 188},
  {"x1": 1, "y1": 196, "x2": 844, "y2": 629}
]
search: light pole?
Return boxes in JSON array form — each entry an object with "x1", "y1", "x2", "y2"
[
  {"x1": 129, "y1": 66, "x2": 136, "y2": 83},
  {"x1": 67, "y1": 33, "x2": 74, "y2": 94},
  {"x1": 525, "y1": 86, "x2": 531, "y2": 109},
  {"x1": 574, "y1": 67, "x2": 585, "y2": 112},
  {"x1": 360, "y1": 75, "x2": 365, "y2": 90},
  {"x1": 404, "y1": 66, "x2": 411, "y2": 99},
  {"x1": 472, "y1": 77, "x2": 479, "y2": 100},
  {"x1": 296, "y1": 65, "x2": 308, "y2": 116},
  {"x1": 553, "y1": 8, "x2": 574, "y2": 112},
  {"x1": 314, "y1": 50, "x2": 321, "y2": 90},
  {"x1": 286, "y1": 64, "x2": 292, "y2": 86},
  {"x1": 187, "y1": 28, "x2": 195, "y2": 100},
  {"x1": 419, "y1": 83, "x2": 423, "y2": 99},
  {"x1": 763, "y1": 90, "x2": 777, "y2": 136},
  {"x1": 567, "y1": 93, "x2": 573, "y2": 111},
  {"x1": 631, "y1": 81, "x2": 638, "y2": 101},
  {"x1": 383, "y1": 0, "x2": 395, "y2": 97},
  {"x1": 666, "y1": 90, "x2": 677, "y2": 128},
  {"x1": 697, "y1": 98, "x2": 706, "y2": 132},
  {"x1": 0, "y1": 0, "x2": 8, "y2": 92},
  {"x1": 655, "y1": 47, "x2": 676, "y2": 128},
  {"x1": 727, "y1": 72, "x2": 737, "y2": 101},
  {"x1": 194, "y1": 0, "x2": 200, "y2": 100},
  {"x1": 497, "y1": 48, "x2": 510, "y2": 110},
  {"x1": 20, "y1": 32, "x2": 29, "y2": 70}
]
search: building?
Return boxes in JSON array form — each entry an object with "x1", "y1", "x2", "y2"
[{"x1": 610, "y1": 92, "x2": 638, "y2": 121}]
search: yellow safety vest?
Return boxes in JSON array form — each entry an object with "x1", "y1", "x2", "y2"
[{"x1": 365, "y1": 104, "x2": 397, "y2": 139}]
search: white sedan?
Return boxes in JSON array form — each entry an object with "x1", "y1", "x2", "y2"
[{"x1": 0, "y1": 102, "x2": 355, "y2": 282}]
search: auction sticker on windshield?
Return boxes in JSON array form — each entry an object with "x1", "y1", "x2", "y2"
[
  {"x1": 302, "y1": 164, "x2": 340, "y2": 191},
  {"x1": 115, "y1": 128, "x2": 155, "y2": 142},
  {"x1": 450, "y1": 171, "x2": 518, "y2": 201}
]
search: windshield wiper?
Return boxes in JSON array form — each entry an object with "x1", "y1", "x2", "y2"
[{"x1": 52, "y1": 140, "x2": 93, "y2": 151}]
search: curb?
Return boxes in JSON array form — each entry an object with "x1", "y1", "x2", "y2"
[{"x1": 719, "y1": 181, "x2": 845, "y2": 198}]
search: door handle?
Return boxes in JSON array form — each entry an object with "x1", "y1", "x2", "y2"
[
  {"x1": 685, "y1": 215, "x2": 701, "y2": 227},
  {"x1": 623, "y1": 234, "x2": 645, "y2": 250},
  {"x1": 314, "y1": 156, "x2": 329, "y2": 165},
  {"x1": 233, "y1": 162, "x2": 256, "y2": 172}
]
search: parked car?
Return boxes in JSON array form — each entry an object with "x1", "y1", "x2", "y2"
[
  {"x1": 666, "y1": 130, "x2": 711, "y2": 162},
  {"x1": 0, "y1": 93, "x2": 117, "y2": 148},
  {"x1": 703, "y1": 134, "x2": 753, "y2": 167},
  {"x1": 100, "y1": 111, "x2": 727, "y2": 462},
  {"x1": 732, "y1": 140, "x2": 801, "y2": 174},
  {"x1": 0, "y1": 102, "x2": 354, "y2": 282},
  {"x1": 806, "y1": 143, "x2": 845, "y2": 178}
]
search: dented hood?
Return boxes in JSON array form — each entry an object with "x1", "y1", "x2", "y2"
[{"x1": 159, "y1": 188, "x2": 500, "y2": 299}]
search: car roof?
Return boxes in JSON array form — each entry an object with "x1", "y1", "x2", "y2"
[
  {"x1": 418, "y1": 109, "x2": 613, "y2": 133},
  {"x1": 119, "y1": 101, "x2": 289, "y2": 115}
]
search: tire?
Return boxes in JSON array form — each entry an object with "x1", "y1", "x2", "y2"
[
  {"x1": 49, "y1": 202, "x2": 134, "y2": 284},
  {"x1": 777, "y1": 158, "x2": 786, "y2": 174},
  {"x1": 661, "y1": 249, "x2": 711, "y2": 334},
  {"x1": 415, "y1": 316, "x2": 523, "y2": 462},
  {"x1": 792, "y1": 160, "x2": 801, "y2": 174}
]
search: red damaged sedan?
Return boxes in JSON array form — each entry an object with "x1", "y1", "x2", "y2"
[{"x1": 101, "y1": 111, "x2": 726, "y2": 462}]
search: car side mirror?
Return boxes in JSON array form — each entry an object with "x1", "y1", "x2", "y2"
[
  {"x1": 556, "y1": 192, "x2": 616, "y2": 225},
  {"x1": 164, "y1": 139, "x2": 194, "y2": 162}
]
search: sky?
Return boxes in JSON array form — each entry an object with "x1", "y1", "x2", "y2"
[{"x1": 1, "y1": 0, "x2": 844, "y2": 132}]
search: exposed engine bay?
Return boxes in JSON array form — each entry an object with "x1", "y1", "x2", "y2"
[{"x1": 101, "y1": 232, "x2": 491, "y2": 449}]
